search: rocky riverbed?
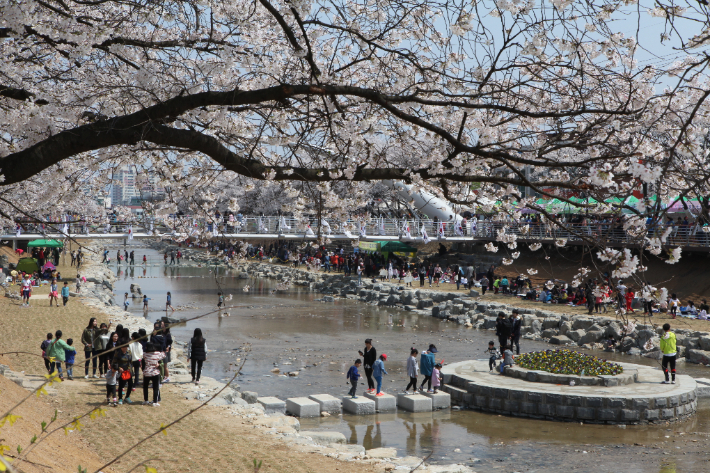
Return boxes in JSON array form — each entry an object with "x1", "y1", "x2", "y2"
[{"x1": 228, "y1": 260, "x2": 710, "y2": 369}]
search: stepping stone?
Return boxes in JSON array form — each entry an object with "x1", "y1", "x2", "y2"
[
  {"x1": 342, "y1": 396, "x2": 376, "y2": 415},
  {"x1": 396, "y1": 393, "x2": 432, "y2": 412},
  {"x1": 299, "y1": 431, "x2": 346, "y2": 446},
  {"x1": 363, "y1": 392, "x2": 396, "y2": 411},
  {"x1": 308, "y1": 394, "x2": 342, "y2": 414},
  {"x1": 420, "y1": 391, "x2": 451, "y2": 409},
  {"x1": 257, "y1": 396, "x2": 286, "y2": 414},
  {"x1": 695, "y1": 378, "x2": 710, "y2": 397},
  {"x1": 285, "y1": 397, "x2": 321, "y2": 417}
]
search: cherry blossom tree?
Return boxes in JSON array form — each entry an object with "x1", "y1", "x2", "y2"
[{"x1": 1, "y1": 0, "x2": 710, "y2": 268}]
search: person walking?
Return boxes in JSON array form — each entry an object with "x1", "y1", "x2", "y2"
[
  {"x1": 346, "y1": 359, "x2": 362, "y2": 398},
  {"x1": 510, "y1": 309, "x2": 522, "y2": 355},
  {"x1": 432, "y1": 363, "x2": 443, "y2": 393},
  {"x1": 403, "y1": 348, "x2": 419, "y2": 394},
  {"x1": 480, "y1": 275, "x2": 489, "y2": 295},
  {"x1": 419, "y1": 345, "x2": 437, "y2": 393},
  {"x1": 48, "y1": 278, "x2": 59, "y2": 307},
  {"x1": 61, "y1": 281, "x2": 70, "y2": 306},
  {"x1": 64, "y1": 339, "x2": 76, "y2": 380},
  {"x1": 111, "y1": 344, "x2": 134, "y2": 405},
  {"x1": 187, "y1": 328, "x2": 207, "y2": 384},
  {"x1": 170, "y1": 251, "x2": 176, "y2": 265},
  {"x1": 668, "y1": 294, "x2": 680, "y2": 319},
  {"x1": 660, "y1": 323, "x2": 678, "y2": 384},
  {"x1": 96, "y1": 323, "x2": 111, "y2": 376},
  {"x1": 129, "y1": 332, "x2": 144, "y2": 389},
  {"x1": 165, "y1": 291, "x2": 175, "y2": 312},
  {"x1": 358, "y1": 339, "x2": 377, "y2": 394},
  {"x1": 372, "y1": 354, "x2": 388, "y2": 396},
  {"x1": 106, "y1": 364, "x2": 119, "y2": 406},
  {"x1": 495, "y1": 311, "x2": 512, "y2": 355},
  {"x1": 20, "y1": 274, "x2": 32, "y2": 306},
  {"x1": 46, "y1": 330, "x2": 75, "y2": 380},
  {"x1": 81, "y1": 318, "x2": 99, "y2": 378},
  {"x1": 142, "y1": 343, "x2": 165, "y2": 406},
  {"x1": 40, "y1": 332, "x2": 53, "y2": 374},
  {"x1": 129, "y1": 250, "x2": 135, "y2": 265}
]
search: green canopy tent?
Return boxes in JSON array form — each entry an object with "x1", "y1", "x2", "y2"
[
  {"x1": 27, "y1": 239, "x2": 64, "y2": 248},
  {"x1": 566, "y1": 196, "x2": 599, "y2": 214},
  {"x1": 15, "y1": 257, "x2": 40, "y2": 273}
]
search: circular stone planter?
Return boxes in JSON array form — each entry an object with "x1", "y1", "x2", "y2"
[
  {"x1": 504, "y1": 365, "x2": 638, "y2": 387},
  {"x1": 441, "y1": 360, "x2": 697, "y2": 424}
]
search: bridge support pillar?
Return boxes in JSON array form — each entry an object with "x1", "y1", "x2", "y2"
[{"x1": 12, "y1": 239, "x2": 17, "y2": 251}]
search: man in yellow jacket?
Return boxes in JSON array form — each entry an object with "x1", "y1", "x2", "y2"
[{"x1": 660, "y1": 323, "x2": 677, "y2": 384}]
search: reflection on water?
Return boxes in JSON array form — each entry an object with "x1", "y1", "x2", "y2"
[{"x1": 112, "y1": 247, "x2": 710, "y2": 468}]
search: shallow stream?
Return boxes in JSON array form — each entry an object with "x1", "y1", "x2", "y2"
[{"x1": 111, "y1": 247, "x2": 710, "y2": 471}]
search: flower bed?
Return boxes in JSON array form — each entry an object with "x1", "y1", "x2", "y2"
[{"x1": 516, "y1": 349, "x2": 623, "y2": 377}]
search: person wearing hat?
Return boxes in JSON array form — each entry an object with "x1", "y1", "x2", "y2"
[
  {"x1": 510, "y1": 309, "x2": 522, "y2": 355},
  {"x1": 372, "y1": 354, "x2": 388, "y2": 396},
  {"x1": 358, "y1": 339, "x2": 377, "y2": 394},
  {"x1": 419, "y1": 344, "x2": 437, "y2": 393}
]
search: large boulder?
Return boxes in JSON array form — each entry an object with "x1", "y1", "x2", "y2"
[
  {"x1": 687, "y1": 349, "x2": 710, "y2": 365},
  {"x1": 605, "y1": 323, "x2": 624, "y2": 340},
  {"x1": 698, "y1": 336, "x2": 710, "y2": 351},
  {"x1": 541, "y1": 328, "x2": 558, "y2": 339},
  {"x1": 542, "y1": 318, "x2": 560, "y2": 330},
  {"x1": 636, "y1": 329, "x2": 656, "y2": 346},
  {"x1": 559, "y1": 321, "x2": 572, "y2": 335},
  {"x1": 572, "y1": 317, "x2": 594, "y2": 331},
  {"x1": 531, "y1": 319, "x2": 542, "y2": 334},
  {"x1": 417, "y1": 299, "x2": 434, "y2": 309},
  {"x1": 550, "y1": 335, "x2": 572, "y2": 345},
  {"x1": 580, "y1": 330, "x2": 605, "y2": 345},
  {"x1": 566, "y1": 329, "x2": 586, "y2": 343}
]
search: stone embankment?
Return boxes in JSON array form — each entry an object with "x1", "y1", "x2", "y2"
[{"x1": 239, "y1": 261, "x2": 710, "y2": 368}]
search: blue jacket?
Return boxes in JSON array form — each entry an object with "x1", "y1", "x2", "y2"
[
  {"x1": 372, "y1": 359, "x2": 388, "y2": 378},
  {"x1": 64, "y1": 348, "x2": 76, "y2": 365},
  {"x1": 346, "y1": 365, "x2": 360, "y2": 381},
  {"x1": 420, "y1": 352, "x2": 436, "y2": 376}
]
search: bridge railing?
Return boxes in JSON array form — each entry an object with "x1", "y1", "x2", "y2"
[{"x1": 4, "y1": 218, "x2": 709, "y2": 249}]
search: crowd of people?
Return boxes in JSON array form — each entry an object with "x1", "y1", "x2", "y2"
[{"x1": 41, "y1": 317, "x2": 207, "y2": 407}]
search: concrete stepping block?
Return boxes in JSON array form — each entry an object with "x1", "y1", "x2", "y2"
[
  {"x1": 420, "y1": 391, "x2": 451, "y2": 409},
  {"x1": 396, "y1": 393, "x2": 432, "y2": 412},
  {"x1": 257, "y1": 396, "x2": 286, "y2": 414},
  {"x1": 696, "y1": 378, "x2": 710, "y2": 397},
  {"x1": 308, "y1": 394, "x2": 342, "y2": 413},
  {"x1": 299, "y1": 431, "x2": 346, "y2": 446},
  {"x1": 342, "y1": 396, "x2": 376, "y2": 415},
  {"x1": 364, "y1": 392, "x2": 397, "y2": 411},
  {"x1": 286, "y1": 397, "x2": 321, "y2": 417}
]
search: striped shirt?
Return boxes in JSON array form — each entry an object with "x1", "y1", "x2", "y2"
[{"x1": 143, "y1": 351, "x2": 166, "y2": 377}]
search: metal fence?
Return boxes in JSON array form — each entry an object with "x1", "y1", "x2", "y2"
[{"x1": 4, "y1": 218, "x2": 710, "y2": 249}]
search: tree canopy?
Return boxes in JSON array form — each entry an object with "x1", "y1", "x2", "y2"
[{"x1": 1, "y1": 0, "x2": 710, "y2": 238}]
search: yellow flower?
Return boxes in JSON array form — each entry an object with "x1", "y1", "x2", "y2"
[{"x1": 0, "y1": 415, "x2": 20, "y2": 428}]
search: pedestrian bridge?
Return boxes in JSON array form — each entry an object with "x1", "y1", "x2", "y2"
[{"x1": 3, "y1": 218, "x2": 709, "y2": 251}]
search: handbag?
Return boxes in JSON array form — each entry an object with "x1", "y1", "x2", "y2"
[{"x1": 120, "y1": 369, "x2": 131, "y2": 380}]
